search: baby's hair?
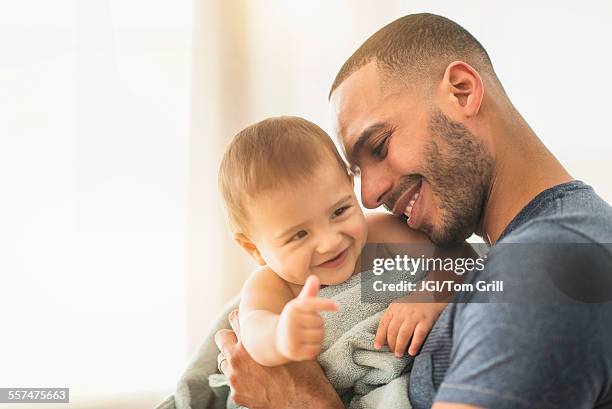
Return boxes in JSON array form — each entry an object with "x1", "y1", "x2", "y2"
[{"x1": 218, "y1": 116, "x2": 350, "y2": 233}]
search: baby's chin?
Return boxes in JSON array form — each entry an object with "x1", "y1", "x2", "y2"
[{"x1": 315, "y1": 268, "x2": 357, "y2": 286}]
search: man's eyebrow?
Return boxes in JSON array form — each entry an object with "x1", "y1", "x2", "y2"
[{"x1": 347, "y1": 122, "x2": 388, "y2": 165}]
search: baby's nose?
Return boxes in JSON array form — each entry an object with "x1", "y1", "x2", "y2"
[{"x1": 316, "y1": 231, "x2": 343, "y2": 254}]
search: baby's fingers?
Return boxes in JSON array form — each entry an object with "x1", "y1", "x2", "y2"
[
  {"x1": 408, "y1": 322, "x2": 429, "y2": 356},
  {"x1": 374, "y1": 311, "x2": 392, "y2": 349},
  {"x1": 297, "y1": 297, "x2": 340, "y2": 313},
  {"x1": 394, "y1": 320, "x2": 416, "y2": 358},
  {"x1": 296, "y1": 344, "x2": 322, "y2": 361},
  {"x1": 386, "y1": 316, "x2": 402, "y2": 352},
  {"x1": 299, "y1": 312, "x2": 324, "y2": 329},
  {"x1": 300, "y1": 328, "x2": 324, "y2": 344}
]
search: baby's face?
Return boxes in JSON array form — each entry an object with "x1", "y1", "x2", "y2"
[{"x1": 247, "y1": 159, "x2": 368, "y2": 286}]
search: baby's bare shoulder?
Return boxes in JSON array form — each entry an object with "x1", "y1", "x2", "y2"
[
  {"x1": 241, "y1": 266, "x2": 294, "y2": 315},
  {"x1": 365, "y1": 212, "x2": 431, "y2": 244},
  {"x1": 244, "y1": 265, "x2": 288, "y2": 293}
]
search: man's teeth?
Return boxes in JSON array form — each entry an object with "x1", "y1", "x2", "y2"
[
  {"x1": 404, "y1": 205, "x2": 412, "y2": 219},
  {"x1": 403, "y1": 192, "x2": 420, "y2": 220}
]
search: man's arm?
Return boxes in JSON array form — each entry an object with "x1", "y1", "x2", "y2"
[
  {"x1": 432, "y1": 236, "x2": 612, "y2": 408},
  {"x1": 433, "y1": 302, "x2": 610, "y2": 408},
  {"x1": 215, "y1": 310, "x2": 344, "y2": 409}
]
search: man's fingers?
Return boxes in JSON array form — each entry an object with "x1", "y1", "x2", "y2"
[
  {"x1": 229, "y1": 309, "x2": 241, "y2": 338},
  {"x1": 296, "y1": 297, "x2": 339, "y2": 312},
  {"x1": 217, "y1": 351, "x2": 229, "y2": 374},
  {"x1": 408, "y1": 323, "x2": 429, "y2": 356},
  {"x1": 374, "y1": 312, "x2": 392, "y2": 349},
  {"x1": 394, "y1": 321, "x2": 416, "y2": 357},
  {"x1": 298, "y1": 275, "x2": 320, "y2": 298},
  {"x1": 214, "y1": 328, "x2": 238, "y2": 358}
]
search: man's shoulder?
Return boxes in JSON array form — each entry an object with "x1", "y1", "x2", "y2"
[
  {"x1": 502, "y1": 181, "x2": 612, "y2": 244},
  {"x1": 476, "y1": 220, "x2": 612, "y2": 304},
  {"x1": 490, "y1": 218, "x2": 612, "y2": 270},
  {"x1": 507, "y1": 215, "x2": 612, "y2": 245}
]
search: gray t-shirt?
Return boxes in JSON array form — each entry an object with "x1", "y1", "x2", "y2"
[{"x1": 410, "y1": 181, "x2": 612, "y2": 409}]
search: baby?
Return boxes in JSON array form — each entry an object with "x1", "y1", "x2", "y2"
[{"x1": 218, "y1": 116, "x2": 454, "y2": 370}]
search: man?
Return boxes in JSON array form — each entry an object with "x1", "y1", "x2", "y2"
[{"x1": 216, "y1": 14, "x2": 612, "y2": 408}]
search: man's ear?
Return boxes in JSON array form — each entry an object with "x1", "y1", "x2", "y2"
[
  {"x1": 440, "y1": 61, "x2": 484, "y2": 118},
  {"x1": 234, "y1": 233, "x2": 266, "y2": 266}
]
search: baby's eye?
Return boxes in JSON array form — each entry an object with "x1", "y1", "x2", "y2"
[
  {"x1": 333, "y1": 206, "x2": 350, "y2": 218},
  {"x1": 289, "y1": 230, "x2": 308, "y2": 242}
]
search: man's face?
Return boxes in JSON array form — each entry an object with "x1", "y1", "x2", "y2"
[{"x1": 331, "y1": 62, "x2": 493, "y2": 245}]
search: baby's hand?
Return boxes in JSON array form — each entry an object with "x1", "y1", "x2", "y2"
[
  {"x1": 374, "y1": 300, "x2": 447, "y2": 357},
  {"x1": 276, "y1": 275, "x2": 339, "y2": 362}
]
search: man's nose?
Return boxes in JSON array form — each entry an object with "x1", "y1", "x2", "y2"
[{"x1": 360, "y1": 169, "x2": 392, "y2": 209}]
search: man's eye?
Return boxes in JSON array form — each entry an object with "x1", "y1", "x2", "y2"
[
  {"x1": 372, "y1": 135, "x2": 389, "y2": 158},
  {"x1": 289, "y1": 230, "x2": 308, "y2": 242},
  {"x1": 333, "y1": 206, "x2": 350, "y2": 218}
]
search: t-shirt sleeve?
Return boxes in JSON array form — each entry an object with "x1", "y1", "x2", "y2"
[{"x1": 434, "y1": 225, "x2": 612, "y2": 408}]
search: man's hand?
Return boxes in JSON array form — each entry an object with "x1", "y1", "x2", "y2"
[
  {"x1": 215, "y1": 308, "x2": 343, "y2": 409},
  {"x1": 276, "y1": 275, "x2": 339, "y2": 361},
  {"x1": 374, "y1": 300, "x2": 446, "y2": 357}
]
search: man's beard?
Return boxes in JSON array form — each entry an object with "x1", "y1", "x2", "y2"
[{"x1": 390, "y1": 109, "x2": 493, "y2": 246}]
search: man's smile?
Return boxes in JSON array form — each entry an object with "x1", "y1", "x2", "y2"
[{"x1": 390, "y1": 178, "x2": 423, "y2": 220}]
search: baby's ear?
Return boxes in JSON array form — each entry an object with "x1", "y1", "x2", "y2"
[{"x1": 234, "y1": 233, "x2": 266, "y2": 266}]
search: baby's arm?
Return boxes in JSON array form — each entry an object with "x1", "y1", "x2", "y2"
[
  {"x1": 239, "y1": 267, "x2": 293, "y2": 366},
  {"x1": 239, "y1": 268, "x2": 339, "y2": 367},
  {"x1": 365, "y1": 211, "x2": 432, "y2": 244}
]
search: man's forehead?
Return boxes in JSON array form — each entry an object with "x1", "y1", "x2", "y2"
[{"x1": 330, "y1": 62, "x2": 385, "y2": 150}]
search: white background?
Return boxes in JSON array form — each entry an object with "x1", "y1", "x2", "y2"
[{"x1": 0, "y1": 0, "x2": 191, "y2": 406}]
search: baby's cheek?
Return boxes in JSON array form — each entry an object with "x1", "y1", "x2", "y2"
[
  {"x1": 270, "y1": 251, "x2": 307, "y2": 284},
  {"x1": 355, "y1": 219, "x2": 369, "y2": 245},
  {"x1": 286, "y1": 251, "x2": 313, "y2": 284}
]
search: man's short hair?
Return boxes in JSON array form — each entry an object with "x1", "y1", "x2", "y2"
[
  {"x1": 218, "y1": 116, "x2": 349, "y2": 233},
  {"x1": 329, "y1": 13, "x2": 496, "y2": 98}
]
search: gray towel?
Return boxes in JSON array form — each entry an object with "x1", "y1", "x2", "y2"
[
  {"x1": 156, "y1": 295, "x2": 239, "y2": 409},
  {"x1": 316, "y1": 272, "x2": 413, "y2": 409},
  {"x1": 157, "y1": 270, "x2": 420, "y2": 409}
]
